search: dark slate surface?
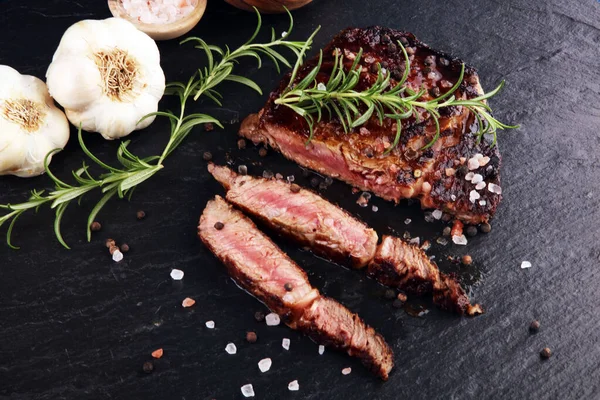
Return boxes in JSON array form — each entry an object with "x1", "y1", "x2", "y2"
[{"x1": 1, "y1": 0, "x2": 599, "y2": 399}]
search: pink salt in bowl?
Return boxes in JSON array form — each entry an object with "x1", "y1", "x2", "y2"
[{"x1": 108, "y1": 0, "x2": 207, "y2": 41}]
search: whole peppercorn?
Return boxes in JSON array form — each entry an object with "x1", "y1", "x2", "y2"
[
  {"x1": 254, "y1": 311, "x2": 265, "y2": 322},
  {"x1": 396, "y1": 292, "x2": 408, "y2": 302},
  {"x1": 540, "y1": 347, "x2": 552, "y2": 359},
  {"x1": 214, "y1": 222, "x2": 224, "y2": 230},
  {"x1": 529, "y1": 320, "x2": 540, "y2": 334},
  {"x1": 466, "y1": 226, "x2": 478, "y2": 237},
  {"x1": 461, "y1": 255, "x2": 473, "y2": 265},
  {"x1": 442, "y1": 227, "x2": 452, "y2": 237},
  {"x1": 202, "y1": 151, "x2": 213, "y2": 161},
  {"x1": 258, "y1": 147, "x2": 268, "y2": 157},
  {"x1": 142, "y1": 361, "x2": 154, "y2": 374},
  {"x1": 383, "y1": 289, "x2": 396, "y2": 300},
  {"x1": 246, "y1": 331, "x2": 258, "y2": 343},
  {"x1": 137, "y1": 210, "x2": 146, "y2": 220},
  {"x1": 120, "y1": 244, "x2": 130, "y2": 253},
  {"x1": 284, "y1": 282, "x2": 293, "y2": 291},
  {"x1": 90, "y1": 221, "x2": 102, "y2": 232},
  {"x1": 237, "y1": 138, "x2": 246, "y2": 149},
  {"x1": 105, "y1": 238, "x2": 116, "y2": 248},
  {"x1": 204, "y1": 123, "x2": 214, "y2": 132},
  {"x1": 480, "y1": 223, "x2": 492, "y2": 233}
]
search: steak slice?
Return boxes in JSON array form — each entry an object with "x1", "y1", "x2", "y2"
[
  {"x1": 208, "y1": 164, "x2": 478, "y2": 315},
  {"x1": 198, "y1": 196, "x2": 394, "y2": 379},
  {"x1": 240, "y1": 26, "x2": 502, "y2": 224},
  {"x1": 368, "y1": 236, "x2": 473, "y2": 315},
  {"x1": 208, "y1": 163, "x2": 377, "y2": 268}
]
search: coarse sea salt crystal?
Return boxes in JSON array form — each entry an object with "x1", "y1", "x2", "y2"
[
  {"x1": 479, "y1": 156, "x2": 490, "y2": 167},
  {"x1": 265, "y1": 313, "x2": 280, "y2": 326},
  {"x1": 318, "y1": 345, "x2": 325, "y2": 355},
  {"x1": 282, "y1": 338, "x2": 290, "y2": 350},
  {"x1": 225, "y1": 343, "x2": 237, "y2": 355},
  {"x1": 342, "y1": 367, "x2": 352, "y2": 375},
  {"x1": 450, "y1": 194, "x2": 457, "y2": 201},
  {"x1": 409, "y1": 237, "x2": 420, "y2": 246},
  {"x1": 432, "y1": 210, "x2": 443, "y2": 220},
  {"x1": 241, "y1": 384, "x2": 255, "y2": 398},
  {"x1": 317, "y1": 82, "x2": 327, "y2": 91},
  {"x1": 288, "y1": 380, "x2": 300, "y2": 391},
  {"x1": 404, "y1": 218, "x2": 412, "y2": 225},
  {"x1": 170, "y1": 269, "x2": 184, "y2": 280},
  {"x1": 465, "y1": 172, "x2": 475, "y2": 181},
  {"x1": 471, "y1": 174, "x2": 483, "y2": 184},
  {"x1": 112, "y1": 250, "x2": 124, "y2": 262},
  {"x1": 488, "y1": 183, "x2": 502, "y2": 195},
  {"x1": 475, "y1": 181, "x2": 486, "y2": 190},
  {"x1": 258, "y1": 358, "x2": 272, "y2": 372},
  {"x1": 281, "y1": 31, "x2": 288, "y2": 38},
  {"x1": 452, "y1": 234, "x2": 468, "y2": 245},
  {"x1": 479, "y1": 200, "x2": 487, "y2": 206},
  {"x1": 469, "y1": 190, "x2": 481, "y2": 203},
  {"x1": 468, "y1": 158, "x2": 480, "y2": 170},
  {"x1": 122, "y1": 0, "x2": 198, "y2": 24},
  {"x1": 205, "y1": 320, "x2": 215, "y2": 329},
  {"x1": 521, "y1": 261, "x2": 532, "y2": 269}
]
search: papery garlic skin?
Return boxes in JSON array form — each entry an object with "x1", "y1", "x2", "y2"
[
  {"x1": 46, "y1": 18, "x2": 166, "y2": 140},
  {"x1": 0, "y1": 65, "x2": 70, "y2": 178}
]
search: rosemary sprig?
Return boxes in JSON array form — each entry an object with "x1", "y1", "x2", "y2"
[
  {"x1": 275, "y1": 41, "x2": 518, "y2": 151},
  {"x1": 0, "y1": 9, "x2": 315, "y2": 249}
]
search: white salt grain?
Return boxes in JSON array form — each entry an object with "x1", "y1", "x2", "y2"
[
  {"x1": 372, "y1": 205, "x2": 379, "y2": 212},
  {"x1": 342, "y1": 367, "x2": 352, "y2": 375},
  {"x1": 488, "y1": 183, "x2": 502, "y2": 195},
  {"x1": 475, "y1": 181, "x2": 486, "y2": 190},
  {"x1": 409, "y1": 237, "x2": 420, "y2": 246},
  {"x1": 318, "y1": 345, "x2": 325, "y2": 355},
  {"x1": 432, "y1": 209, "x2": 443, "y2": 220},
  {"x1": 241, "y1": 384, "x2": 255, "y2": 398},
  {"x1": 468, "y1": 158, "x2": 480, "y2": 170},
  {"x1": 479, "y1": 200, "x2": 487, "y2": 206},
  {"x1": 450, "y1": 194, "x2": 457, "y2": 201},
  {"x1": 112, "y1": 250, "x2": 124, "y2": 262},
  {"x1": 479, "y1": 156, "x2": 490, "y2": 167},
  {"x1": 288, "y1": 380, "x2": 300, "y2": 391},
  {"x1": 282, "y1": 338, "x2": 290, "y2": 350},
  {"x1": 225, "y1": 343, "x2": 237, "y2": 355},
  {"x1": 452, "y1": 234, "x2": 468, "y2": 245},
  {"x1": 281, "y1": 31, "x2": 288, "y2": 38},
  {"x1": 265, "y1": 313, "x2": 281, "y2": 326},
  {"x1": 465, "y1": 172, "x2": 475, "y2": 181},
  {"x1": 170, "y1": 269, "x2": 184, "y2": 280},
  {"x1": 521, "y1": 261, "x2": 532, "y2": 269},
  {"x1": 471, "y1": 174, "x2": 484, "y2": 184},
  {"x1": 404, "y1": 218, "x2": 412, "y2": 225},
  {"x1": 258, "y1": 358, "x2": 272, "y2": 372},
  {"x1": 317, "y1": 82, "x2": 327, "y2": 91},
  {"x1": 469, "y1": 190, "x2": 481, "y2": 203},
  {"x1": 205, "y1": 320, "x2": 215, "y2": 329}
]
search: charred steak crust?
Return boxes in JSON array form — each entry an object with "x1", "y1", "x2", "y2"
[
  {"x1": 208, "y1": 165, "x2": 477, "y2": 315},
  {"x1": 198, "y1": 196, "x2": 394, "y2": 380},
  {"x1": 239, "y1": 26, "x2": 502, "y2": 224}
]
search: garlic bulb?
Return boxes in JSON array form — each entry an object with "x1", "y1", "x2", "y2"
[
  {"x1": 46, "y1": 18, "x2": 166, "y2": 140},
  {"x1": 0, "y1": 65, "x2": 69, "y2": 178}
]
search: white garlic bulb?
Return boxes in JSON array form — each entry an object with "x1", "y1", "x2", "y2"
[
  {"x1": 46, "y1": 18, "x2": 166, "y2": 140},
  {"x1": 0, "y1": 65, "x2": 70, "y2": 178}
]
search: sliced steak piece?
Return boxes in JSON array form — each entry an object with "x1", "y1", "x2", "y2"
[
  {"x1": 208, "y1": 164, "x2": 478, "y2": 315},
  {"x1": 198, "y1": 196, "x2": 394, "y2": 379},
  {"x1": 368, "y1": 236, "x2": 473, "y2": 314},
  {"x1": 239, "y1": 26, "x2": 502, "y2": 224},
  {"x1": 208, "y1": 163, "x2": 377, "y2": 268}
]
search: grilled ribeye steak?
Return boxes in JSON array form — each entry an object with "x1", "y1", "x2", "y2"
[
  {"x1": 208, "y1": 164, "x2": 477, "y2": 315},
  {"x1": 208, "y1": 163, "x2": 377, "y2": 268},
  {"x1": 198, "y1": 196, "x2": 394, "y2": 379},
  {"x1": 240, "y1": 26, "x2": 502, "y2": 224}
]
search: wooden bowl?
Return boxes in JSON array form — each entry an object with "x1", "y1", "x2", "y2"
[
  {"x1": 224, "y1": 0, "x2": 312, "y2": 13},
  {"x1": 107, "y1": 0, "x2": 207, "y2": 41}
]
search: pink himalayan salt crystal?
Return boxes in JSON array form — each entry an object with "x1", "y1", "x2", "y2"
[{"x1": 121, "y1": 0, "x2": 198, "y2": 24}]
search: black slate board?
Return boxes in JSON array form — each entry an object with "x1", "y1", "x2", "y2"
[{"x1": 1, "y1": 1, "x2": 600, "y2": 399}]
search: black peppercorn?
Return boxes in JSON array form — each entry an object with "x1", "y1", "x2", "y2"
[
  {"x1": 142, "y1": 361, "x2": 154, "y2": 374},
  {"x1": 214, "y1": 222, "x2": 224, "y2": 230},
  {"x1": 387, "y1": 43, "x2": 397, "y2": 54},
  {"x1": 540, "y1": 347, "x2": 552, "y2": 359},
  {"x1": 480, "y1": 223, "x2": 492, "y2": 233},
  {"x1": 136, "y1": 210, "x2": 146, "y2": 220},
  {"x1": 284, "y1": 282, "x2": 293, "y2": 291},
  {"x1": 466, "y1": 226, "x2": 478, "y2": 237},
  {"x1": 254, "y1": 311, "x2": 265, "y2": 322},
  {"x1": 246, "y1": 331, "x2": 258, "y2": 343},
  {"x1": 381, "y1": 34, "x2": 391, "y2": 43},
  {"x1": 202, "y1": 151, "x2": 212, "y2": 161},
  {"x1": 438, "y1": 57, "x2": 450, "y2": 67},
  {"x1": 429, "y1": 87, "x2": 441, "y2": 98},
  {"x1": 90, "y1": 221, "x2": 101, "y2": 232},
  {"x1": 120, "y1": 243, "x2": 130, "y2": 253},
  {"x1": 529, "y1": 320, "x2": 540, "y2": 334}
]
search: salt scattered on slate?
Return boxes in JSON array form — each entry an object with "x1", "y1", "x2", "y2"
[
  {"x1": 241, "y1": 384, "x2": 255, "y2": 398},
  {"x1": 112, "y1": 250, "x2": 124, "y2": 262},
  {"x1": 432, "y1": 210, "x2": 443, "y2": 220},
  {"x1": 372, "y1": 205, "x2": 378, "y2": 212},
  {"x1": 170, "y1": 269, "x2": 184, "y2": 280},
  {"x1": 282, "y1": 338, "x2": 290, "y2": 350},
  {"x1": 342, "y1": 367, "x2": 352, "y2": 375},
  {"x1": 225, "y1": 343, "x2": 237, "y2": 354},
  {"x1": 205, "y1": 320, "x2": 215, "y2": 329},
  {"x1": 288, "y1": 380, "x2": 300, "y2": 391},
  {"x1": 404, "y1": 218, "x2": 411, "y2": 225},
  {"x1": 318, "y1": 345, "x2": 325, "y2": 355},
  {"x1": 452, "y1": 235, "x2": 468, "y2": 245},
  {"x1": 265, "y1": 313, "x2": 280, "y2": 326},
  {"x1": 258, "y1": 358, "x2": 272, "y2": 372},
  {"x1": 521, "y1": 261, "x2": 532, "y2": 269}
]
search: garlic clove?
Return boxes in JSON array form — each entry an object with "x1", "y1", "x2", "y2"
[{"x1": 46, "y1": 56, "x2": 102, "y2": 110}]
